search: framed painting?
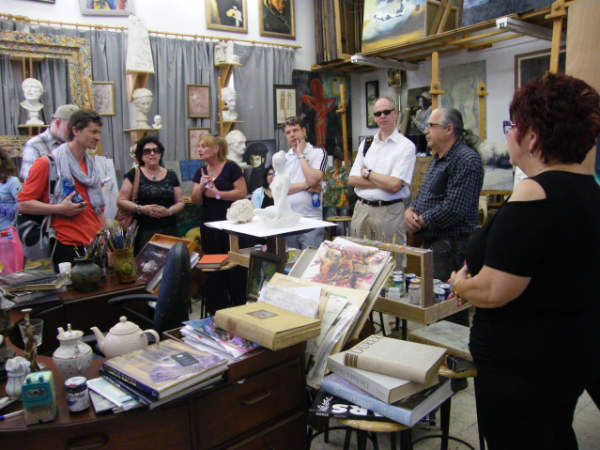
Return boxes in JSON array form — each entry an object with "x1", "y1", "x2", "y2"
[
  {"x1": 91, "y1": 82, "x2": 115, "y2": 116},
  {"x1": 206, "y1": 0, "x2": 248, "y2": 34},
  {"x1": 365, "y1": 80, "x2": 379, "y2": 128},
  {"x1": 243, "y1": 139, "x2": 277, "y2": 193},
  {"x1": 79, "y1": 0, "x2": 135, "y2": 16},
  {"x1": 515, "y1": 47, "x2": 566, "y2": 91},
  {"x1": 260, "y1": 0, "x2": 296, "y2": 40},
  {"x1": 188, "y1": 128, "x2": 210, "y2": 159},
  {"x1": 187, "y1": 85, "x2": 211, "y2": 119},
  {"x1": 273, "y1": 85, "x2": 298, "y2": 127},
  {"x1": 246, "y1": 250, "x2": 285, "y2": 302}
]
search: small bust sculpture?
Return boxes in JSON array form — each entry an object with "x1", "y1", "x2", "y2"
[
  {"x1": 254, "y1": 150, "x2": 302, "y2": 227},
  {"x1": 225, "y1": 40, "x2": 240, "y2": 64},
  {"x1": 21, "y1": 78, "x2": 45, "y2": 125},
  {"x1": 221, "y1": 87, "x2": 237, "y2": 121},
  {"x1": 227, "y1": 199, "x2": 255, "y2": 224},
  {"x1": 132, "y1": 88, "x2": 153, "y2": 129},
  {"x1": 152, "y1": 115, "x2": 162, "y2": 129},
  {"x1": 214, "y1": 41, "x2": 226, "y2": 65},
  {"x1": 225, "y1": 129, "x2": 247, "y2": 165}
]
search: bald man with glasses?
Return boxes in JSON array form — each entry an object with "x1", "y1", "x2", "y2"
[{"x1": 348, "y1": 96, "x2": 416, "y2": 266}]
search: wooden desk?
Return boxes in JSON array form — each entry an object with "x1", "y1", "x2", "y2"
[{"x1": 0, "y1": 341, "x2": 307, "y2": 450}]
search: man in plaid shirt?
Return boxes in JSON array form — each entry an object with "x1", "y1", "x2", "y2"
[
  {"x1": 404, "y1": 107, "x2": 484, "y2": 326},
  {"x1": 19, "y1": 104, "x2": 79, "y2": 181}
]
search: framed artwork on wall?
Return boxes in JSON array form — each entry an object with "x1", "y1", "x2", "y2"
[
  {"x1": 188, "y1": 128, "x2": 210, "y2": 160},
  {"x1": 515, "y1": 47, "x2": 566, "y2": 90},
  {"x1": 79, "y1": 0, "x2": 135, "y2": 16},
  {"x1": 247, "y1": 250, "x2": 285, "y2": 302},
  {"x1": 273, "y1": 85, "x2": 298, "y2": 128},
  {"x1": 187, "y1": 85, "x2": 210, "y2": 119},
  {"x1": 365, "y1": 80, "x2": 379, "y2": 128},
  {"x1": 91, "y1": 82, "x2": 115, "y2": 116},
  {"x1": 206, "y1": 0, "x2": 248, "y2": 34},
  {"x1": 260, "y1": 0, "x2": 296, "y2": 40},
  {"x1": 243, "y1": 139, "x2": 277, "y2": 194}
]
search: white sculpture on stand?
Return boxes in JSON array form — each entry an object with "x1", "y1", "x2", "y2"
[
  {"x1": 131, "y1": 88, "x2": 153, "y2": 129},
  {"x1": 225, "y1": 130, "x2": 247, "y2": 166},
  {"x1": 221, "y1": 87, "x2": 238, "y2": 121},
  {"x1": 254, "y1": 151, "x2": 302, "y2": 227},
  {"x1": 214, "y1": 41, "x2": 226, "y2": 65},
  {"x1": 227, "y1": 199, "x2": 255, "y2": 224},
  {"x1": 20, "y1": 78, "x2": 45, "y2": 125},
  {"x1": 126, "y1": 16, "x2": 154, "y2": 73},
  {"x1": 225, "y1": 40, "x2": 240, "y2": 64},
  {"x1": 152, "y1": 115, "x2": 162, "y2": 129}
]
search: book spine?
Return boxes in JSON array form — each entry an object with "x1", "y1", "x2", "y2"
[
  {"x1": 101, "y1": 363, "x2": 160, "y2": 400},
  {"x1": 327, "y1": 355, "x2": 389, "y2": 403},
  {"x1": 321, "y1": 378, "x2": 411, "y2": 426},
  {"x1": 345, "y1": 353, "x2": 426, "y2": 384},
  {"x1": 409, "y1": 335, "x2": 473, "y2": 362},
  {"x1": 99, "y1": 370, "x2": 153, "y2": 408}
]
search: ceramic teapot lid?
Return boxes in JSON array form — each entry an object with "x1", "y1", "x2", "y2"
[
  {"x1": 58, "y1": 324, "x2": 83, "y2": 340},
  {"x1": 110, "y1": 316, "x2": 140, "y2": 335}
]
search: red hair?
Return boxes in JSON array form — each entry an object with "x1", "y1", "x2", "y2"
[{"x1": 509, "y1": 73, "x2": 600, "y2": 164}]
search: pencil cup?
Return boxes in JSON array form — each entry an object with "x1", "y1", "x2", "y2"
[{"x1": 114, "y1": 248, "x2": 137, "y2": 283}]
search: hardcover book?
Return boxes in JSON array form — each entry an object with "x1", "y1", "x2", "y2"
[
  {"x1": 321, "y1": 373, "x2": 453, "y2": 427},
  {"x1": 343, "y1": 335, "x2": 446, "y2": 384},
  {"x1": 135, "y1": 242, "x2": 171, "y2": 285},
  {"x1": 214, "y1": 302, "x2": 321, "y2": 351},
  {"x1": 310, "y1": 389, "x2": 396, "y2": 423},
  {"x1": 327, "y1": 352, "x2": 439, "y2": 404},
  {"x1": 409, "y1": 321, "x2": 472, "y2": 362},
  {"x1": 183, "y1": 318, "x2": 261, "y2": 358},
  {"x1": 102, "y1": 339, "x2": 228, "y2": 400},
  {"x1": 197, "y1": 254, "x2": 229, "y2": 269},
  {"x1": 444, "y1": 354, "x2": 476, "y2": 372},
  {"x1": 0, "y1": 269, "x2": 57, "y2": 287}
]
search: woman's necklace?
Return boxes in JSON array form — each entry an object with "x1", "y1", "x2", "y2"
[{"x1": 145, "y1": 167, "x2": 161, "y2": 181}]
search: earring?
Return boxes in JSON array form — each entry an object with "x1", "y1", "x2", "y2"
[{"x1": 529, "y1": 151, "x2": 534, "y2": 157}]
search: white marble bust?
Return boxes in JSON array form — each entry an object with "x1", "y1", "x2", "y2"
[
  {"x1": 225, "y1": 40, "x2": 240, "y2": 64},
  {"x1": 21, "y1": 78, "x2": 45, "y2": 125},
  {"x1": 225, "y1": 129, "x2": 247, "y2": 165},
  {"x1": 131, "y1": 88, "x2": 153, "y2": 129},
  {"x1": 126, "y1": 16, "x2": 154, "y2": 73},
  {"x1": 221, "y1": 87, "x2": 237, "y2": 121},
  {"x1": 152, "y1": 115, "x2": 162, "y2": 129}
]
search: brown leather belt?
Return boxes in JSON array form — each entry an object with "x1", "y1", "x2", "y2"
[{"x1": 358, "y1": 197, "x2": 404, "y2": 207}]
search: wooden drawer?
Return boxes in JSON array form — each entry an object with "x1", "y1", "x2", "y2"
[
  {"x1": 195, "y1": 358, "x2": 305, "y2": 449},
  {"x1": 1, "y1": 402, "x2": 192, "y2": 450},
  {"x1": 227, "y1": 412, "x2": 307, "y2": 450}
]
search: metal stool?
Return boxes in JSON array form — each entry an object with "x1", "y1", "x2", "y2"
[
  {"x1": 326, "y1": 216, "x2": 352, "y2": 240},
  {"x1": 338, "y1": 419, "x2": 413, "y2": 450}
]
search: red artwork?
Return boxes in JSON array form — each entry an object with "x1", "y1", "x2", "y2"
[{"x1": 303, "y1": 79, "x2": 337, "y2": 149}]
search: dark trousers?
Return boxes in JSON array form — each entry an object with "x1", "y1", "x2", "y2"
[
  {"x1": 421, "y1": 234, "x2": 471, "y2": 326},
  {"x1": 134, "y1": 224, "x2": 180, "y2": 256},
  {"x1": 52, "y1": 240, "x2": 78, "y2": 272}
]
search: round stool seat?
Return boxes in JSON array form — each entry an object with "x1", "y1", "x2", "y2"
[
  {"x1": 327, "y1": 215, "x2": 352, "y2": 223},
  {"x1": 338, "y1": 418, "x2": 410, "y2": 433},
  {"x1": 438, "y1": 365, "x2": 477, "y2": 379}
]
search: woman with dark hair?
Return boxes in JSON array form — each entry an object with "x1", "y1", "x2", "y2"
[
  {"x1": 0, "y1": 146, "x2": 21, "y2": 232},
  {"x1": 250, "y1": 165, "x2": 274, "y2": 209},
  {"x1": 449, "y1": 73, "x2": 600, "y2": 450},
  {"x1": 117, "y1": 136, "x2": 184, "y2": 254}
]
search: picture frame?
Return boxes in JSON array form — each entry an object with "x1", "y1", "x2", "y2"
[
  {"x1": 188, "y1": 128, "x2": 210, "y2": 160},
  {"x1": 273, "y1": 85, "x2": 298, "y2": 128},
  {"x1": 206, "y1": 0, "x2": 248, "y2": 34},
  {"x1": 79, "y1": 0, "x2": 135, "y2": 16},
  {"x1": 515, "y1": 47, "x2": 566, "y2": 91},
  {"x1": 30, "y1": 0, "x2": 55, "y2": 3},
  {"x1": 246, "y1": 250, "x2": 285, "y2": 302},
  {"x1": 244, "y1": 139, "x2": 277, "y2": 193},
  {"x1": 259, "y1": 0, "x2": 296, "y2": 40},
  {"x1": 365, "y1": 80, "x2": 379, "y2": 128},
  {"x1": 91, "y1": 82, "x2": 115, "y2": 116},
  {"x1": 187, "y1": 84, "x2": 211, "y2": 119}
]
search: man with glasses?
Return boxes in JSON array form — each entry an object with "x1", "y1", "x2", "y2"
[
  {"x1": 404, "y1": 107, "x2": 484, "y2": 327},
  {"x1": 348, "y1": 96, "x2": 416, "y2": 266},
  {"x1": 18, "y1": 110, "x2": 106, "y2": 270},
  {"x1": 282, "y1": 116, "x2": 327, "y2": 249}
]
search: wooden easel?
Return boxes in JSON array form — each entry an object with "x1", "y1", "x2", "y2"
[
  {"x1": 335, "y1": 83, "x2": 349, "y2": 166},
  {"x1": 428, "y1": 0, "x2": 455, "y2": 36},
  {"x1": 477, "y1": 82, "x2": 488, "y2": 140},
  {"x1": 429, "y1": 52, "x2": 445, "y2": 109},
  {"x1": 546, "y1": 0, "x2": 567, "y2": 74}
]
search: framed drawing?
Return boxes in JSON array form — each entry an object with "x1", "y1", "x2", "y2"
[
  {"x1": 188, "y1": 128, "x2": 210, "y2": 159},
  {"x1": 515, "y1": 47, "x2": 566, "y2": 91},
  {"x1": 260, "y1": 0, "x2": 296, "y2": 40},
  {"x1": 79, "y1": 0, "x2": 135, "y2": 16},
  {"x1": 91, "y1": 82, "x2": 115, "y2": 116},
  {"x1": 206, "y1": 0, "x2": 248, "y2": 34},
  {"x1": 187, "y1": 85, "x2": 210, "y2": 119},
  {"x1": 247, "y1": 250, "x2": 285, "y2": 302},
  {"x1": 273, "y1": 85, "x2": 298, "y2": 127},
  {"x1": 365, "y1": 80, "x2": 379, "y2": 128}
]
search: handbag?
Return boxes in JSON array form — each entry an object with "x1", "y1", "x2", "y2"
[{"x1": 115, "y1": 167, "x2": 140, "y2": 230}]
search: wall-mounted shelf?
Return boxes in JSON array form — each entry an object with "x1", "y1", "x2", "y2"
[
  {"x1": 124, "y1": 128, "x2": 158, "y2": 143},
  {"x1": 18, "y1": 124, "x2": 49, "y2": 136},
  {"x1": 215, "y1": 62, "x2": 241, "y2": 87}
]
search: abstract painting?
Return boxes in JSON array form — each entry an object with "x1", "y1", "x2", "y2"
[{"x1": 462, "y1": 0, "x2": 552, "y2": 27}]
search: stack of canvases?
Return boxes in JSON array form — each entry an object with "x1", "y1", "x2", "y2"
[{"x1": 316, "y1": 335, "x2": 454, "y2": 427}]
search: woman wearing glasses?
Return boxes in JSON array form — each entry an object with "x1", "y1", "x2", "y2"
[
  {"x1": 449, "y1": 73, "x2": 600, "y2": 450},
  {"x1": 117, "y1": 136, "x2": 184, "y2": 255}
]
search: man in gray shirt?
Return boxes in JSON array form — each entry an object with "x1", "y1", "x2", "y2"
[{"x1": 19, "y1": 104, "x2": 80, "y2": 180}]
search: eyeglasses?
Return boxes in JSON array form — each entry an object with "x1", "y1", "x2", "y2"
[
  {"x1": 425, "y1": 123, "x2": 445, "y2": 129},
  {"x1": 373, "y1": 109, "x2": 395, "y2": 117},
  {"x1": 143, "y1": 148, "x2": 162, "y2": 155},
  {"x1": 503, "y1": 120, "x2": 516, "y2": 135},
  {"x1": 283, "y1": 117, "x2": 302, "y2": 126},
  {"x1": 72, "y1": 113, "x2": 101, "y2": 127}
]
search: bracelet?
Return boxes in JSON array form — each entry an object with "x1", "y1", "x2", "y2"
[
  {"x1": 168, "y1": 207, "x2": 172, "y2": 216},
  {"x1": 451, "y1": 279, "x2": 464, "y2": 303},
  {"x1": 299, "y1": 155, "x2": 306, "y2": 160},
  {"x1": 135, "y1": 204, "x2": 140, "y2": 214}
]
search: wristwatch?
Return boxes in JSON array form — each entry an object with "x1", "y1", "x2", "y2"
[
  {"x1": 216, "y1": 191, "x2": 221, "y2": 200},
  {"x1": 363, "y1": 169, "x2": 372, "y2": 179},
  {"x1": 298, "y1": 155, "x2": 306, "y2": 160}
]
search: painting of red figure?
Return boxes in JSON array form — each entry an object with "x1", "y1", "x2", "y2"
[{"x1": 292, "y1": 70, "x2": 351, "y2": 162}]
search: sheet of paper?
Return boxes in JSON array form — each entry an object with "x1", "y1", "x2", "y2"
[
  {"x1": 259, "y1": 284, "x2": 322, "y2": 318},
  {"x1": 313, "y1": 293, "x2": 347, "y2": 350}
]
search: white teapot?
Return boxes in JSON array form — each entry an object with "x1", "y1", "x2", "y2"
[
  {"x1": 90, "y1": 316, "x2": 160, "y2": 359},
  {"x1": 53, "y1": 324, "x2": 93, "y2": 380}
]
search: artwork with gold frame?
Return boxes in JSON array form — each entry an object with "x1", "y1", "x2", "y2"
[
  {"x1": 187, "y1": 84, "x2": 211, "y2": 119},
  {"x1": 79, "y1": 0, "x2": 136, "y2": 16},
  {"x1": 259, "y1": 0, "x2": 296, "y2": 40},
  {"x1": 92, "y1": 81, "x2": 115, "y2": 116},
  {"x1": 206, "y1": 0, "x2": 248, "y2": 34}
]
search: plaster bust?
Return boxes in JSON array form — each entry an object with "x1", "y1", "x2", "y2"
[
  {"x1": 21, "y1": 78, "x2": 45, "y2": 125},
  {"x1": 221, "y1": 87, "x2": 237, "y2": 121},
  {"x1": 132, "y1": 88, "x2": 153, "y2": 129},
  {"x1": 214, "y1": 41, "x2": 226, "y2": 66},
  {"x1": 225, "y1": 129, "x2": 247, "y2": 165},
  {"x1": 225, "y1": 40, "x2": 240, "y2": 64},
  {"x1": 152, "y1": 115, "x2": 162, "y2": 129}
]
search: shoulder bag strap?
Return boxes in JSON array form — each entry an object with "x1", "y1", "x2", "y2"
[{"x1": 131, "y1": 167, "x2": 141, "y2": 202}]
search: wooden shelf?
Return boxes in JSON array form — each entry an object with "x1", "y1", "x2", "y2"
[
  {"x1": 124, "y1": 127, "x2": 158, "y2": 143},
  {"x1": 17, "y1": 124, "x2": 49, "y2": 136},
  {"x1": 125, "y1": 70, "x2": 155, "y2": 101},
  {"x1": 216, "y1": 62, "x2": 242, "y2": 87}
]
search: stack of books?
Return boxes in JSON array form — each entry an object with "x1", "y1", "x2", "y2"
[
  {"x1": 196, "y1": 254, "x2": 229, "y2": 270},
  {"x1": 320, "y1": 335, "x2": 453, "y2": 427},
  {"x1": 0, "y1": 270, "x2": 68, "y2": 307},
  {"x1": 99, "y1": 339, "x2": 228, "y2": 410}
]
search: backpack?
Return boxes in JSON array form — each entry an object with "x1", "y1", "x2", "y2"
[
  {"x1": 347, "y1": 137, "x2": 375, "y2": 211},
  {"x1": 16, "y1": 155, "x2": 58, "y2": 261}
]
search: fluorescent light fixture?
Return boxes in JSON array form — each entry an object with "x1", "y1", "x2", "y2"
[
  {"x1": 496, "y1": 17, "x2": 563, "y2": 41},
  {"x1": 350, "y1": 55, "x2": 419, "y2": 72}
]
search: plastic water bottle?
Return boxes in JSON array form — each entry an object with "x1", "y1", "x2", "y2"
[
  {"x1": 312, "y1": 193, "x2": 320, "y2": 208},
  {"x1": 63, "y1": 179, "x2": 84, "y2": 203}
]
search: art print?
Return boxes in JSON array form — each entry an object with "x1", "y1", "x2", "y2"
[
  {"x1": 91, "y1": 82, "x2": 115, "y2": 116},
  {"x1": 188, "y1": 128, "x2": 210, "y2": 160},
  {"x1": 206, "y1": 0, "x2": 248, "y2": 33},
  {"x1": 260, "y1": 0, "x2": 296, "y2": 39},
  {"x1": 79, "y1": 0, "x2": 135, "y2": 16},
  {"x1": 365, "y1": 80, "x2": 379, "y2": 128},
  {"x1": 187, "y1": 85, "x2": 210, "y2": 119},
  {"x1": 273, "y1": 85, "x2": 298, "y2": 127},
  {"x1": 243, "y1": 139, "x2": 276, "y2": 195},
  {"x1": 247, "y1": 250, "x2": 285, "y2": 301},
  {"x1": 479, "y1": 142, "x2": 514, "y2": 191}
]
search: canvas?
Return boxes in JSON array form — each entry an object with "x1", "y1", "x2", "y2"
[
  {"x1": 441, "y1": 60, "x2": 486, "y2": 136},
  {"x1": 260, "y1": 0, "x2": 295, "y2": 39},
  {"x1": 187, "y1": 85, "x2": 210, "y2": 119},
  {"x1": 206, "y1": 0, "x2": 248, "y2": 33},
  {"x1": 479, "y1": 142, "x2": 514, "y2": 191},
  {"x1": 515, "y1": 48, "x2": 566, "y2": 90},
  {"x1": 92, "y1": 82, "x2": 115, "y2": 116},
  {"x1": 243, "y1": 139, "x2": 277, "y2": 195},
  {"x1": 247, "y1": 250, "x2": 285, "y2": 301},
  {"x1": 462, "y1": 0, "x2": 552, "y2": 27}
]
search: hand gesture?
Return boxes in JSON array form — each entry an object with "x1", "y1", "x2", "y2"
[
  {"x1": 200, "y1": 172, "x2": 214, "y2": 189},
  {"x1": 404, "y1": 209, "x2": 424, "y2": 234},
  {"x1": 59, "y1": 192, "x2": 87, "y2": 217}
]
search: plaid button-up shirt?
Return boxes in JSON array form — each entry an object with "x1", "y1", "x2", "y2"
[
  {"x1": 410, "y1": 139, "x2": 484, "y2": 238},
  {"x1": 19, "y1": 128, "x2": 63, "y2": 180}
]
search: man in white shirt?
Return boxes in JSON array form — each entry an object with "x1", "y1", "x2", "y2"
[
  {"x1": 348, "y1": 97, "x2": 416, "y2": 264},
  {"x1": 282, "y1": 116, "x2": 327, "y2": 249}
]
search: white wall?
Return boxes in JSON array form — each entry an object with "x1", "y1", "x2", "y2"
[{"x1": 1, "y1": 0, "x2": 316, "y2": 71}]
